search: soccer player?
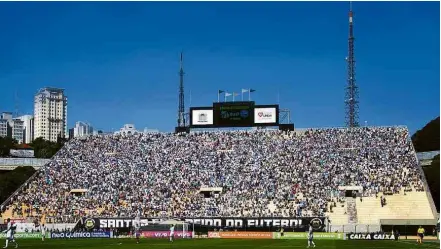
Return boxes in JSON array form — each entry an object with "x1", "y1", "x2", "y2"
[
  {"x1": 307, "y1": 224, "x2": 316, "y2": 248},
  {"x1": 417, "y1": 226, "x2": 425, "y2": 244},
  {"x1": 169, "y1": 225, "x2": 175, "y2": 242},
  {"x1": 134, "y1": 215, "x2": 141, "y2": 244},
  {"x1": 41, "y1": 224, "x2": 46, "y2": 242},
  {"x1": 3, "y1": 218, "x2": 18, "y2": 248}
]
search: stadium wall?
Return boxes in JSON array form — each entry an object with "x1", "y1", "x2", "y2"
[
  {"x1": 409, "y1": 137, "x2": 438, "y2": 220},
  {"x1": 328, "y1": 224, "x2": 381, "y2": 233},
  {"x1": 0, "y1": 158, "x2": 50, "y2": 170}
]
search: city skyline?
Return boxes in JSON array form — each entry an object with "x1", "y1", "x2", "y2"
[{"x1": 0, "y1": 1, "x2": 439, "y2": 134}]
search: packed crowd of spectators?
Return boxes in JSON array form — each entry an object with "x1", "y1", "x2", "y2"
[{"x1": 1, "y1": 127, "x2": 425, "y2": 221}]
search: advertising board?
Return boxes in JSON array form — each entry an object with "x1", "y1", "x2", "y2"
[
  {"x1": 0, "y1": 233, "x2": 41, "y2": 239},
  {"x1": 50, "y1": 231, "x2": 112, "y2": 239},
  {"x1": 191, "y1": 109, "x2": 214, "y2": 126},
  {"x1": 273, "y1": 232, "x2": 344, "y2": 240},
  {"x1": 3, "y1": 218, "x2": 25, "y2": 224},
  {"x1": 90, "y1": 218, "x2": 149, "y2": 229},
  {"x1": 208, "y1": 231, "x2": 272, "y2": 239},
  {"x1": 140, "y1": 231, "x2": 192, "y2": 238},
  {"x1": 346, "y1": 233, "x2": 395, "y2": 240},
  {"x1": 81, "y1": 217, "x2": 325, "y2": 232},
  {"x1": 189, "y1": 102, "x2": 280, "y2": 128},
  {"x1": 254, "y1": 107, "x2": 277, "y2": 124}
]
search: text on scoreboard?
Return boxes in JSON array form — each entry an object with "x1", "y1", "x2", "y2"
[{"x1": 213, "y1": 101, "x2": 254, "y2": 127}]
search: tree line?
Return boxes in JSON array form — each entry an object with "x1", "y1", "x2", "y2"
[
  {"x1": 0, "y1": 166, "x2": 36, "y2": 205},
  {"x1": 0, "y1": 137, "x2": 66, "y2": 204},
  {"x1": 0, "y1": 136, "x2": 65, "y2": 158}
]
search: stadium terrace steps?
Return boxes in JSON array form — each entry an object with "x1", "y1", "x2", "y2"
[
  {"x1": 346, "y1": 198, "x2": 358, "y2": 224},
  {"x1": 356, "y1": 192, "x2": 435, "y2": 224},
  {"x1": 326, "y1": 204, "x2": 348, "y2": 226}
]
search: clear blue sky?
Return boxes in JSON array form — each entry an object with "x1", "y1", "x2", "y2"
[{"x1": 0, "y1": 1, "x2": 439, "y2": 134}]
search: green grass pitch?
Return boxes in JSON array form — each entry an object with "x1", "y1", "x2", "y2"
[{"x1": 5, "y1": 239, "x2": 440, "y2": 249}]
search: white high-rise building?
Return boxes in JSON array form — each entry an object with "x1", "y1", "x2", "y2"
[
  {"x1": 18, "y1": 115, "x2": 34, "y2": 144},
  {"x1": 0, "y1": 112, "x2": 24, "y2": 144},
  {"x1": 34, "y1": 87, "x2": 67, "y2": 142},
  {"x1": 0, "y1": 119, "x2": 8, "y2": 138},
  {"x1": 11, "y1": 119, "x2": 24, "y2": 144},
  {"x1": 73, "y1": 121, "x2": 93, "y2": 138}
]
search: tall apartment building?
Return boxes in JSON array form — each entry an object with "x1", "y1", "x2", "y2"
[
  {"x1": 0, "y1": 119, "x2": 8, "y2": 138},
  {"x1": 11, "y1": 119, "x2": 24, "y2": 143},
  {"x1": 1, "y1": 112, "x2": 12, "y2": 122},
  {"x1": 73, "y1": 121, "x2": 94, "y2": 138},
  {"x1": 68, "y1": 128, "x2": 75, "y2": 140},
  {"x1": 18, "y1": 115, "x2": 34, "y2": 144},
  {"x1": 0, "y1": 112, "x2": 24, "y2": 143},
  {"x1": 34, "y1": 87, "x2": 67, "y2": 142}
]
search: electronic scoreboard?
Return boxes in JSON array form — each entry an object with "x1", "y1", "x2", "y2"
[
  {"x1": 190, "y1": 101, "x2": 280, "y2": 128},
  {"x1": 213, "y1": 101, "x2": 254, "y2": 127}
]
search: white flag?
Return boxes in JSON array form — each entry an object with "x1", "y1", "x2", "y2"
[
  {"x1": 241, "y1": 89, "x2": 249, "y2": 93},
  {"x1": 225, "y1": 92, "x2": 232, "y2": 97}
]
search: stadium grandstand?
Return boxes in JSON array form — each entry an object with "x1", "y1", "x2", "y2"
[{"x1": 0, "y1": 126, "x2": 437, "y2": 235}]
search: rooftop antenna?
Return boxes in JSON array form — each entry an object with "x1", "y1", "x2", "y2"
[
  {"x1": 345, "y1": 1, "x2": 359, "y2": 127},
  {"x1": 14, "y1": 90, "x2": 19, "y2": 118}
]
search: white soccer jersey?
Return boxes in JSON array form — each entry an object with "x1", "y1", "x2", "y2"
[
  {"x1": 41, "y1": 226, "x2": 46, "y2": 235},
  {"x1": 170, "y1": 226, "x2": 175, "y2": 235},
  {"x1": 308, "y1": 226, "x2": 314, "y2": 240},
  {"x1": 5, "y1": 222, "x2": 14, "y2": 239},
  {"x1": 134, "y1": 219, "x2": 140, "y2": 231}
]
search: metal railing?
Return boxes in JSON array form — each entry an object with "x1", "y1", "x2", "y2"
[{"x1": 0, "y1": 158, "x2": 50, "y2": 167}]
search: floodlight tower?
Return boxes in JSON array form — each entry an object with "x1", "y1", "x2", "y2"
[{"x1": 345, "y1": 2, "x2": 359, "y2": 127}]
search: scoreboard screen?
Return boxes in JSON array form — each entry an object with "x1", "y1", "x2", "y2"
[{"x1": 213, "y1": 101, "x2": 254, "y2": 127}]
